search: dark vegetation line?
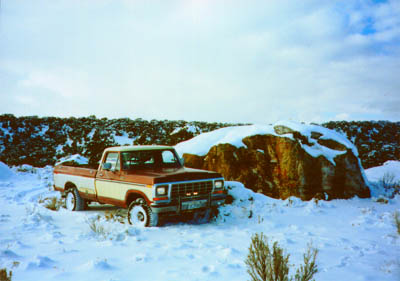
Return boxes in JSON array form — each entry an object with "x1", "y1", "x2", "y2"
[
  {"x1": 0, "y1": 114, "x2": 243, "y2": 167},
  {"x1": 0, "y1": 114, "x2": 398, "y2": 168},
  {"x1": 322, "y1": 121, "x2": 400, "y2": 169}
]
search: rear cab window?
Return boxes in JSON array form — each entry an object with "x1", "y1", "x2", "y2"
[{"x1": 121, "y1": 149, "x2": 181, "y2": 170}]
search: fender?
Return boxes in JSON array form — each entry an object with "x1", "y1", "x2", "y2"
[
  {"x1": 54, "y1": 185, "x2": 64, "y2": 192},
  {"x1": 125, "y1": 190, "x2": 153, "y2": 206}
]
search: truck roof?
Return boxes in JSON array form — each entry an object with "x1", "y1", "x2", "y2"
[{"x1": 104, "y1": 145, "x2": 175, "y2": 153}]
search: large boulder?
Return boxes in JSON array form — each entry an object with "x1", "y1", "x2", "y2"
[{"x1": 177, "y1": 122, "x2": 370, "y2": 200}]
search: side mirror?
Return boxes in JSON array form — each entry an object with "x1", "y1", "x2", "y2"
[
  {"x1": 180, "y1": 157, "x2": 185, "y2": 166},
  {"x1": 102, "y1": 162, "x2": 112, "y2": 171}
]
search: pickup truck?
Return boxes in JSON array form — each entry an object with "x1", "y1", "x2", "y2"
[{"x1": 53, "y1": 145, "x2": 226, "y2": 227}]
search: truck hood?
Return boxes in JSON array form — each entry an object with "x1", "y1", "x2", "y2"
[{"x1": 124, "y1": 167, "x2": 222, "y2": 184}]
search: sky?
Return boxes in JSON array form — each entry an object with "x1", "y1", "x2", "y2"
[{"x1": 0, "y1": 0, "x2": 399, "y2": 124}]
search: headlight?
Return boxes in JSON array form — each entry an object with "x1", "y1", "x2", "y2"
[
  {"x1": 156, "y1": 185, "x2": 168, "y2": 196},
  {"x1": 214, "y1": 180, "x2": 224, "y2": 190}
]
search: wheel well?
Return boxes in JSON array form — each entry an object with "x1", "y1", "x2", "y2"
[
  {"x1": 64, "y1": 182, "x2": 76, "y2": 192},
  {"x1": 126, "y1": 193, "x2": 145, "y2": 207}
]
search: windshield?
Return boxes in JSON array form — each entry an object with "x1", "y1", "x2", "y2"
[{"x1": 121, "y1": 149, "x2": 182, "y2": 170}]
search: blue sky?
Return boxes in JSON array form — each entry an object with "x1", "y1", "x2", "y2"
[{"x1": 0, "y1": 0, "x2": 399, "y2": 123}]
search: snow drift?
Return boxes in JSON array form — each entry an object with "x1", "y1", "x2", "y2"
[{"x1": 0, "y1": 162, "x2": 14, "y2": 181}]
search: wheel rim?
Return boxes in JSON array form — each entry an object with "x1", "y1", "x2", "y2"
[
  {"x1": 128, "y1": 205, "x2": 148, "y2": 227},
  {"x1": 66, "y1": 191, "x2": 75, "y2": 211}
]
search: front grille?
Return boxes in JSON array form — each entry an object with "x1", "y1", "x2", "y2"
[{"x1": 171, "y1": 181, "x2": 213, "y2": 199}]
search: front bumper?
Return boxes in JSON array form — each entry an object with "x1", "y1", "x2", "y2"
[{"x1": 150, "y1": 196, "x2": 226, "y2": 214}]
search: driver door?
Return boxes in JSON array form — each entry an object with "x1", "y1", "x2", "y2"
[{"x1": 95, "y1": 152, "x2": 125, "y2": 205}]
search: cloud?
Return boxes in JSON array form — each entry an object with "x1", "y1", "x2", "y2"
[
  {"x1": 14, "y1": 95, "x2": 38, "y2": 106},
  {"x1": 19, "y1": 70, "x2": 92, "y2": 99},
  {"x1": 1, "y1": 0, "x2": 399, "y2": 122}
]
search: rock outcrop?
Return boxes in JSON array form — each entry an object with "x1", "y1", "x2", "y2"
[{"x1": 180, "y1": 123, "x2": 370, "y2": 200}]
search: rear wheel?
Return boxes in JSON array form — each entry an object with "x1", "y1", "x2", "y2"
[
  {"x1": 65, "y1": 188, "x2": 85, "y2": 211},
  {"x1": 128, "y1": 198, "x2": 159, "y2": 227}
]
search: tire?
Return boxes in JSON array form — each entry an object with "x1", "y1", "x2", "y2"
[
  {"x1": 128, "y1": 198, "x2": 159, "y2": 227},
  {"x1": 65, "y1": 188, "x2": 85, "y2": 211}
]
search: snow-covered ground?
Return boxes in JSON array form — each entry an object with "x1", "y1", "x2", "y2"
[{"x1": 0, "y1": 162, "x2": 399, "y2": 281}]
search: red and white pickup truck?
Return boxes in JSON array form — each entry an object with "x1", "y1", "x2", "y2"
[{"x1": 53, "y1": 145, "x2": 226, "y2": 226}]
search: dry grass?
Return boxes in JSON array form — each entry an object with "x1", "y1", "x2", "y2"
[
  {"x1": 39, "y1": 196, "x2": 64, "y2": 211},
  {"x1": 16, "y1": 166, "x2": 36, "y2": 173},
  {"x1": 375, "y1": 197, "x2": 389, "y2": 204},
  {"x1": 85, "y1": 209, "x2": 128, "y2": 239},
  {"x1": 85, "y1": 215, "x2": 115, "y2": 240},
  {"x1": 86, "y1": 216, "x2": 107, "y2": 237},
  {"x1": 104, "y1": 209, "x2": 126, "y2": 224},
  {"x1": 395, "y1": 212, "x2": 400, "y2": 235}
]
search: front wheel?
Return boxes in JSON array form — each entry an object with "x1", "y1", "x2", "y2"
[
  {"x1": 65, "y1": 188, "x2": 85, "y2": 211},
  {"x1": 128, "y1": 198, "x2": 158, "y2": 227}
]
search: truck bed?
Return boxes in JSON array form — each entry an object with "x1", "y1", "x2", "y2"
[
  {"x1": 54, "y1": 165, "x2": 97, "y2": 178},
  {"x1": 53, "y1": 165, "x2": 98, "y2": 201}
]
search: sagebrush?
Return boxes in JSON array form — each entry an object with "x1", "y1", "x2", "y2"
[
  {"x1": 86, "y1": 216, "x2": 109, "y2": 239},
  {"x1": 294, "y1": 245, "x2": 318, "y2": 281},
  {"x1": 380, "y1": 172, "x2": 400, "y2": 198},
  {"x1": 245, "y1": 233, "x2": 318, "y2": 281},
  {"x1": 395, "y1": 212, "x2": 400, "y2": 235},
  {"x1": 0, "y1": 268, "x2": 12, "y2": 281}
]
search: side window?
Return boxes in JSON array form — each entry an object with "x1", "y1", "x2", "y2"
[
  {"x1": 162, "y1": 150, "x2": 177, "y2": 164},
  {"x1": 104, "y1": 152, "x2": 120, "y2": 171}
]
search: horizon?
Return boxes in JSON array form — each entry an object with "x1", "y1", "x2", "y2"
[
  {"x1": 1, "y1": 112, "x2": 399, "y2": 124},
  {"x1": 1, "y1": 0, "x2": 399, "y2": 124}
]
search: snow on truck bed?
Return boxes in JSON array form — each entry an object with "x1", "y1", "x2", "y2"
[{"x1": 0, "y1": 160, "x2": 399, "y2": 281}]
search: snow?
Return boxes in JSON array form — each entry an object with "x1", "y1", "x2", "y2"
[
  {"x1": 365, "y1": 160, "x2": 400, "y2": 198},
  {"x1": 277, "y1": 120, "x2": 355, "y2": 151},
  {"x1": 87, "y1": 128, "x2": 96, "y2": 139},
  {"x1": 175, "y1": 124, "x2": 275, "y2": 156},
  {"x1": 0, "y1": 126, "x2": 12, "y2": 138},
  {"x1": 365, "y1": 160, "x2": 400, "y2": 183},
  {"x1": 56, "y1": 144, "x2": 65, "y2": 154},
  {"x1": 113, "y1": 132, "x2": 136, "y2": 146},
  {"x1": 0, "y1": 163, "x2": 399, "y2": 280},
  {"x1": 0, "y1": 162, "x2": 14, "y2": 181},
  {"x1": 175, "y1": 121, "x2": 358, "y2": 165},
  {"x1": 37, "y1": 125, "x2": 49, "y2": 136},
  {"x1": 171, "y1": 125, "x2": 199, "y2": 135},
  {"x1": 55, "y1": 154, "x2": 89, "y2": 165}
]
